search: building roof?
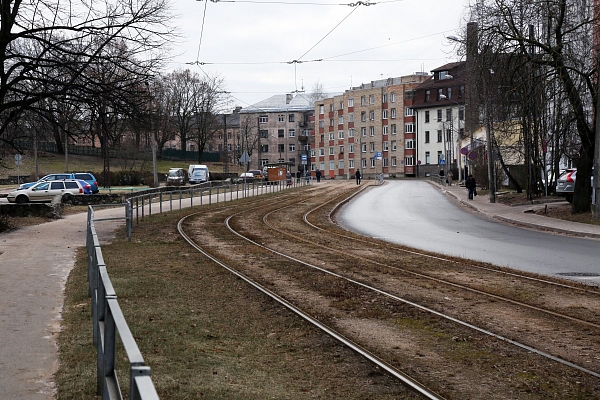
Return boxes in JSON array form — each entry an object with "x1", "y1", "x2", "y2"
[{"x1": 240, "y1": 93, "x2": 315, "y2": 113}]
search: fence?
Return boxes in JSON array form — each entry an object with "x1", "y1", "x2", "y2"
[{"x1": 85, "y1": 177, "x2": 310, "y2": 399}]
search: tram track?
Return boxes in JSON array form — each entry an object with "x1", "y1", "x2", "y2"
[{"x1": 177, "y1": 182, "x2": 600, "y2": 399}]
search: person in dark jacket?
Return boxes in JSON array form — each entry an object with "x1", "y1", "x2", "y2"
[
  {"x1": 355, "y1": 169, "x2": 361, "y2": 185},
  {"x1": 315, "y1": 169, "x2": 321, "y2": 182},
  {"x1": 466, "y1": 175, "x2": 477, "y2": 200}
]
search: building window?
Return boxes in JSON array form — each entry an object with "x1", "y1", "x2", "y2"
[
  {"x1": 338, "y1": 115, "x2": 344, "y2": 125},
  {"x1": 339, "y1": 145, "x2": 344, "y2": 154},
  {"x1": 339, "y1": 160, "x2": 345, "y2": 169},
  {"x1": 391, "y1": 140, "x2": 397, "y2": 150},
  {"x1": 339, "y1": 101, "x2": 344, "y2": 110},
  {"x1": 289, "y1": 114, "x2": 295, "y2": 122},
  {"x1": 319, "y1": 105, "x2": 325, "y2": 114},
  {"x1": 425, "y1": 110, "x2": 430, "y2": 123},
  {"x1": 329, "y1": 104, "x2": 334, "y2": 112},
  {"x1": 383, "y1": 158, "x2": 389, "y2": 167},
  {"x1": 391, "y1": 156, "x2": 397, "y2": 166},
  {"x1": 437, "y1": 130, "x2": 442, "y2": 142},
  {"x1": 330, "y1": 161, "x2": 335, "y2": 170},
  {"x1": 349, "y1": 144, "x2": 354, "y2": 153},
  {"x1": 391, "y1": 92, "x2": 396, "y2": 102},
  {"x1": 261, "y1": 144, "x2": 269, "y2": 152},
  {"x1": 260, "y1": 130, "x2": 268, "y2": 138},
  {"x1": 382, "y1": 109, "x2": 388, "y2": 119},
  {"x1": 405, "y1": 123, "x2": 414, "y2": 133},
  {"x1": 447, "y1": 88, "x2": 452, "y2": 99},
  {"x1": 369, "y1": 94, "x2": 375, "y2": 104},
  {"x1": 391, "y1": 124, "x2": 397, "y2": 134},
  {"x1": 259, "y1": 115, "x2": 268, "y2": 123},
  {"x1": 319, "y1": 120, "x2": 324, "y2": 129},
  {"x1": 404, "y1": 107, "x2": 413, "y2": 117},
  {"x1": 437, "y1": 88, "x2": 443, "y2": 100},
  {"x1": 260, "y1": 158, "x2": 269, "y2": 166},
  {"x1": 289, "y1": 144, "x2": 295, "y2": 152},
  {"x1": 329, "y1": 132, "x2": 335, "y2": 140},
  {"x1": 405, "y1": 139, "x2": 414, "y2": 149},
  {"x1": 361, "y1": 143, "x2": 367, "y2": 153},
  {"x1": 361, "y1": 127, "x2": 367, "y2": 136},
  {"x1": 370, "y1": 158, "x2": 375, "y2": 168},
  {"x1": 338, "y1": 130, "x2": 344, "y2": 139},
  {"x1": 383, "y1": 126, "x2": 388, "y2": 135},
  {"x1": 405, "y1": 156, "x2": 414, "y2": 166},
  {"x1": 370, "y1": 142, "x2": 375, "y2": 152},
  {"x1": 278, "y1": 144, "x2": 285, "y2": 153},
  {"x1": 348, "y1": 98, "x2": 354, "y2": 107},
  {"x1": 425, "y1": 151, "x2": 430, "y2": 164},
  {"x1": 459, "y1": 85, "x2": 464, "y2": 98},
  {"x1": 425, "y1": 131, "x2": 430, "y2": 143},
  {"x1": 437, "y1": 109, "x2": 442, "y2": 121},
  {"x1": 319, "y1": 148, "x2": 325, "y2": 156},
  {"x1": 425, "y1": 90, "x2": 430, "y2": 102},
  {"x1": 278, "y1": 114, "x2": 284, "y2": 122},
  {"x1": 278, "y1": 129, "x2": 284, "y2": 137},
  {"x1": 289, "y1": 129, "x2": 295, "y2": 137},
  {"x1": 446, "y1": 108, "x2": 452, "y2": 121},
  {"x1": 329, "y1": 147, "x2": 334, "y2": 155},
  {"x1": 382, "y1": 93, "x2": 388, "y2": 103},
  {"x1": 369, "y1": 126, "x2": 375, "y2": 136},
  {"x1": 361, "y1": 96, "x2": 366, "y2": 106},
  {"x1": 391, "y1": 108, "x2": 397, "y2": 119},
  {"x1": 383, "y1": 141, "x2": 389, "y2": 151},
  {"x1": 349, "y1": 159, "x2": 355, "y2": 168},
  {"x1": 369, "y1": 110, "x2": 375, "y2": 120},
  {"x1": 446, "y1": 128, "x2": 452, "y2": 142},
  {"x1": 348, "y1": 128, "x2": 355, "y2": 137},
  {"x1": 361, "y1": 112, "x2": 367, "y2": 122},
  {"x1": 361, "y1": 159, "x2": 367, "y2": 169},
  {"x1": 330, "y1": 118, "x2": 334, "y2": 127},
  {"x1": 311, "y1": 149, "x2": 316, "y2": 157},
  {"x1": 349, "y1": 113, "x2": 354, "y2": 122}
]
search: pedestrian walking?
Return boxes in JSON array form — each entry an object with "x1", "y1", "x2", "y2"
[
  {"x1": 355, "y1": 169, "x2": 362, "y2": 185},
  {"x1": 286, "y1": 171, "x2": 292, "y2": 186},
  {"x1": 296, "y1": 170, "x2": 301, "y2": 184},
  {"x1": 439, "y1": 169, "x2": 445, "y2": 186},
  {"x1": 466, "y1": 174, "x2": 477, "y2": 200},
  {"x1": 447, "y1": 171, "x2": 453, "y2": 186},
  {"x1": 315, "y1": 169, "x2": 321, "y2": 182}
]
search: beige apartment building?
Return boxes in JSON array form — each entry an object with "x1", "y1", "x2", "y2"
[{"x1": 314, "y1": 75, "x2": 428, "y2": 180}]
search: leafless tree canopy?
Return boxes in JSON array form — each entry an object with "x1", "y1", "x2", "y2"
[{"x1": 0, "y1": 0, "x2": 176, "y2": 161}]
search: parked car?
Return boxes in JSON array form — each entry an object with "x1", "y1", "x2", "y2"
[
  {"x1": 18, "y1": 172, "x2": 99, "y2": 194},
  {"x1": 189, "y1": 169, "x2": 209, "y2": 184},
  {"x1": 556, "y1": 168, "x2": 594, "y2": 203},
  {"x1": 188, "y1": 164, "x2": 210, "y2": 182},
  {"x1": 247, "y1": 169, "x2": 264, "y2": 179},
  {"x1": 239, "y1": 172, "x2": 255, "y2": 182},
  {"x1": 8, "y1": 179, "x2": 90, "y2": 203},
  {"x1": 166, "y1": 168, "x2": 186, "y2": 186}
]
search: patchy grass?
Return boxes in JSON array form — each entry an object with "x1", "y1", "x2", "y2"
[{"x1": 56, "y1": 208, "x2": 418, "y2": 400}]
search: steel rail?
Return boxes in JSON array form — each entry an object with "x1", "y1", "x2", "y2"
[
  {"x1": 177, "y1": 212, "x2": 447, "y2": 400},
  {"x1": 225, "y1": 195, "x2": 600, "y2": 381}
]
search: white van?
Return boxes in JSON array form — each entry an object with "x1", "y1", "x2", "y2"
[{"x1": 188, "y1": 165, "x2": 210, "y2": 183}]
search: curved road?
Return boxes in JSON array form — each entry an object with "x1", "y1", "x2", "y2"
[{"x1": 337, "y1": 180, "x2": 600, "y2": 283}]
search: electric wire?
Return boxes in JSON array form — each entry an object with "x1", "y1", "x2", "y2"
[{"x1": 195, "y1": 0, "x2": 210, "y2": 64}]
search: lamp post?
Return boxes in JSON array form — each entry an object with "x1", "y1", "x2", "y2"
[
  {"x1": 144, "y1": 81, "x2": 159, "y2": 188},
  {"x1": 439, "y1": 94, "x2": 464, "y2": 182}
]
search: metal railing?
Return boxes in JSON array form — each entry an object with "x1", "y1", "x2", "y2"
[
  {"x1": 87, "y1": 204, "x2": 158, "y2": 399},
  {"x1": 84, "y1": 177, "x2": 309, "y2": 399}
]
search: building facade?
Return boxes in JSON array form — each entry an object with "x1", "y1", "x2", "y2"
[
  {"x1": 412, "y1": 62, "x2": 467, "y2": 181},
  {"x1": 239, "y1": 94, "x2": 314, "y2": 173},
  {"x1": 314, "y1": 75, "x2": 428, "y2": 180}
]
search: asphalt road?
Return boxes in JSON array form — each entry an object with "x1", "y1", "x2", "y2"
[{"x1": 337, "y1": 180, "x2": 600, "y2": 283}]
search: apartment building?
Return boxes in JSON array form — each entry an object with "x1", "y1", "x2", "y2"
[
  {"x1": 239, "y1": 93, "x2": 314, "y2": 173},
  {"x1": 314, "y1": 75, "x2": 428, "y2": 180},
  {"x1": 411, "y1": 62, "x2": 467, "y2": 181}
]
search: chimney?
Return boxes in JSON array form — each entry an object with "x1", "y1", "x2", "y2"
[{"x1": 286, "y1": 93, "x2": 293, "y2": 104}]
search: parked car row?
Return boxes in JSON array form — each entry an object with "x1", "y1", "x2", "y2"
[
  {"x1": 18, "y1": 172, "x2": 99, "y2": 194},
  {"x1": 8, "y1": 179, "x2": 91, "y2": 203}
]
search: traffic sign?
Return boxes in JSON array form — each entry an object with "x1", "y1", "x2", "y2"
[
  {"x1": 439, "y1": 159, "x2": 446, "y2": 165},
  {"x1": 374, "y1": 151, "x2": 382, "y2": 160},
  {"x1": 239, "y1": 151, "x2": 250, "y2": 163},
  {"x1": 15, "y1": 154, "x2": 22, "y2": 166}
]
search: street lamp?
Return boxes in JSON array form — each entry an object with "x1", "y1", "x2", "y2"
[{"x1": 439, "y1": 94, "x2": 465, "y2": 182}]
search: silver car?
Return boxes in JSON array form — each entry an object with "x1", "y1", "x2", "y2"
[{"x1": 7, "y1": 179, "x2": 87, "y2": 203}]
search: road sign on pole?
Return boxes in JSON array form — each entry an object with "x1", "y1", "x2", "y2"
[{"x1": 239, "y1": 151, "x2": 251, "y2": 164}]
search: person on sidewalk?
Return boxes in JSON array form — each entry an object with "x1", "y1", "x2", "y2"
[
  {"x1": 315, "y1": 169, "x2": 321, "y2": 182},
  {"x1": 447, "y1": 171, "x2": 453, "y2": 186},
  {"x1": 466, "y1": 174, "x2": 476, "y2": 200},
  {"x1": 355, "y1": 169, "x2": 362, "y2": 185}
]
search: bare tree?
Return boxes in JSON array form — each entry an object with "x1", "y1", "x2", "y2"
[
  {"x1": 466, "y1": 0, "x2": 597, "y2": 213},
  {"x1": 0, "y1": 0, "x2": 175, "y2": 166}
]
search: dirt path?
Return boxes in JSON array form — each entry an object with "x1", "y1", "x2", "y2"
[{"x1": 0, "y1": 208, "x2": 125, "y2": 399}]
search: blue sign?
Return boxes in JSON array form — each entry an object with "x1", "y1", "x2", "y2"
[
  {"x1": 374, "y1": 151, "x2": 382, "y2": 160},
  {"x1": 439, "y1": 159, "x2": 446, "y2": 165},
  {"x1": 301, "y1": 154, "x2": 307, "y2": 161}
]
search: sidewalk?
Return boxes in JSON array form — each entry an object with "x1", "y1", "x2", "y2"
[{"x1": 436, "y1": 182, "x2": 600, "y2": 239}]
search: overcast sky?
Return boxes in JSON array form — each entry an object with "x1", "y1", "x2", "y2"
[{"x1": 166, "y1": 0, "x2": 472, "y2": 109}]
